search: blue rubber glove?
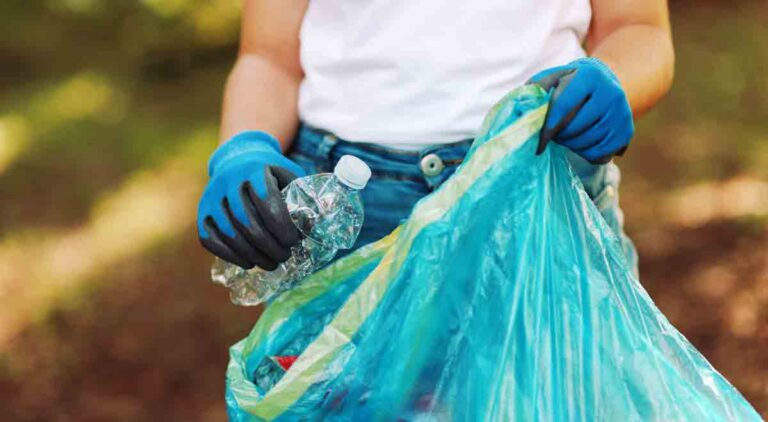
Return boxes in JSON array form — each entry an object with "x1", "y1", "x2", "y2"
[
  {"x1": 197, "y1": 131, "x2": 306, "y2": 270},
  {"x1": 529, "y1": 57, "x2": 634, "y2": 164}
]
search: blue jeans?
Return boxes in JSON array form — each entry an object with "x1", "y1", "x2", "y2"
[{"x1": 289, "y1": 124, "x2": 638, "y2": 273}]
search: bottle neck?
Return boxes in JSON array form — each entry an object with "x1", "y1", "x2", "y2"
[
  {"x1": 334, "y1": 175, "x2": 363, "y2": 193},
  {"x1": 340, "y1": 183, "x2": 359, "y2": 194}
]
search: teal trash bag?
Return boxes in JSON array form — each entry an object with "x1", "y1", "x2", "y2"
[{"x1": 224, "y1": 85, "x2": 761, "y2": 421}]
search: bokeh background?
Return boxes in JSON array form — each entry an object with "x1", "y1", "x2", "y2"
[{"x1": 0, "y1": 1, "x2": 766, "y2": 420}]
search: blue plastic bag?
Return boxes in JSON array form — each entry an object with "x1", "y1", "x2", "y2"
[{"x1": 224, "y1": 85, "x2": 760, "y2": 421}]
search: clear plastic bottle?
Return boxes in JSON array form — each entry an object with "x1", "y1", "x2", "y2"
[{"x1": 211, "y1": 155, "x2": 372, "y2": 306}]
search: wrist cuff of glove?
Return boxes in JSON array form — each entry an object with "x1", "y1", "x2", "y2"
[
  {"x1": 570, "y1": 57, "x2": 620, "y2": 84},
  {"x1": 208, "y1": 131, "x2": 282, "y2": 176}
]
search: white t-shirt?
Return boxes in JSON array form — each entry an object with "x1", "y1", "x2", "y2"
[{"x1": 298, "y1": 0, "x2": 591, "y2": 149}]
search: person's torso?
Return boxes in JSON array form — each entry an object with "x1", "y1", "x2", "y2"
[{"x1": 298, "y1": 0, "x2": 591, "y2": 149}]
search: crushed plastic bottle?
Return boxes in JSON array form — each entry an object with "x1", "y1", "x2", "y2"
[{"x1": 211, "y1": 155, "x2": 372, "y2": 306}]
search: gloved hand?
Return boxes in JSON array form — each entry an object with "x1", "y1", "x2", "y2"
[
  {"x1": 529, "y1": 57, "x2": 634, "y2": 164},
  {"x1": 197, "y1": 131, "x2": 306, "y2": 270}
]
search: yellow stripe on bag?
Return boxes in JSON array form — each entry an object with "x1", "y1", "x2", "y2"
[{"x1": 249, "y1": 88, "x2": 549, "y2": 420}]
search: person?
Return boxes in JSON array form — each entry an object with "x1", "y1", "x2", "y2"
[{"x1": 196, "y1": 0, "x2": 674, "y2": 274}]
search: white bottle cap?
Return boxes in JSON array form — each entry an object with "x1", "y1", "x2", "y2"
[{"x1": 334, "y1": 155, "x2": 372, "y2": 190}]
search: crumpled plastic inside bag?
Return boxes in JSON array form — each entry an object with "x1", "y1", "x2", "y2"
[{"x1": 223, "y1": 85, "x2": 760, "y2": 421}]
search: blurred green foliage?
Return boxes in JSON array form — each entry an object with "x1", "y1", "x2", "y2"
[
  {"x1": 0, "y1": 0, "x2": 239, "y2": 234},
  {"x1": 626, "y1": 3, "x2": 768, "y2": 187}
]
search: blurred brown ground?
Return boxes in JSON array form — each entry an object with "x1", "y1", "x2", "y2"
[{"x1": 0, "y1": 1, "x2": 766, "y2": 421}]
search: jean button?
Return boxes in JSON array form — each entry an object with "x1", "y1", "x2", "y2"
[{"x1": 420, "y1": 153, "x2": 444, "y2": 177}]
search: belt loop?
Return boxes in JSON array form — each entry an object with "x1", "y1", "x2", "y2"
[{"x1": 317, "y1": 133, "x2": 339, "y2": 160}]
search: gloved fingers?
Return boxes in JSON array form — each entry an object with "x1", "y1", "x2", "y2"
[
  {"x1": 545, "y1": 71, "x2": 591, "y2": 132},
  {"x1": 239, "y1": 181, "x2": 294, "y2": 265},
  {"x1": 224, "y1": 192, "x2": 285, "y2": 270},
  {"x1": 247, "y1": 159, "x2": 304, "y2": 200},
  {"x1": 580, "y1": 126, "x2": 633, "y2": 165},
  {"x1": 199, "y1": 216, "x2": 255, "y2": 269},
  {"x1": 248, "y1": 168, "x2": 302, "y2": 250},
  {"x1": 539, "y1": 72, "x2": 592, "y2": 153},
  {"x1": 556, "y1": 113, "x2": 611, "y2": 152},
  {"x1": 580, "y1": 104, "x2": 634, "y2": 163},
  {"x1": 197, "y1": 181, "x2": 238, "y2": 239},
  {"x1": 529, "y1": 67, "x2": 574, "y2": 92},
  {"x1": 269, "y1": 165, "x2": 301, "y2": 191},
  {"x1": 555, "y1": 95, "x2": 604, "y2": 140},
  {"x1": 225, "y1": 182, "x2": 254, "y2": 235},
  {"x1": 219, "y1": 196, "x2": 285, "y2": 269}
]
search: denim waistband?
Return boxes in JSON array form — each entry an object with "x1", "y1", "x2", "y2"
[
  {"x1": 290, "y1": 124, "x2": 617, "y2": 200},
  {"x1": 290, "y1": 124, "x2": 474, "y2": 189}
]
